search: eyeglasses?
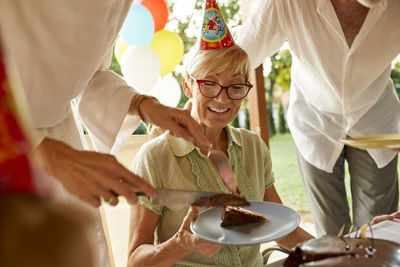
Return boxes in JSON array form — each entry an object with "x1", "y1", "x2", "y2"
[{"x1": 189, "y1": 73, "x2": 253, "y2": 100}]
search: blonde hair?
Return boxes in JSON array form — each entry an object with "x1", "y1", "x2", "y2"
[{"x1": 183, "y1": 45, "x2": 251, "y2": 86}]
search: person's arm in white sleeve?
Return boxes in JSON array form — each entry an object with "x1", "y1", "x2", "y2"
[
  {"x1": 235, "y1": 0, "x2": 288, "y2": 68},
  {"x1": 78, "y1": 50, "x2": 211, "y2": 153},
  {"x1": 77, "y1": 45, "x2": 141, "y2": 153}
]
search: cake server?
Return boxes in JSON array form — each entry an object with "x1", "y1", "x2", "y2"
[{"x1": 137, "y1": 189, "x2": 248, "y2": 207}]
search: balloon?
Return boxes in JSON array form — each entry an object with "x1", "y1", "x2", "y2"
[
  {"x1": 114, "y1": 38, "x2": 129, "y2": 63},
  {"x1": 120, "y1": 4, "x2": 154, "y2": 45},
  {"x1": 149, "y1": 30, "x2": 184, "y2": 76},
  {"x1": 150, "y1": 75, "x2": 181, "y2": 107},
  {"x1": 141, "y1": 0, "x2": 169, "y2": 32},
  {"x1": 120, "y1": 45, "x2": 161, "y2": 93}
]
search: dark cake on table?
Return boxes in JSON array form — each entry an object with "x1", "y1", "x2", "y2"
[
  {"x1": 284, "y1": 235, "x2": 400, "y2": 267},
  {"x1": 220, "y1": 206, "x2": 266, "y2": 227}
]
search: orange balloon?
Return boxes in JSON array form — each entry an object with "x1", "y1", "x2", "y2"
[{"x1": 141, "y1": 0, "x2": 169, "y2": 32}]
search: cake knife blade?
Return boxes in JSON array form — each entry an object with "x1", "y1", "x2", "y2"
[{"x1": 137, "y1": 189, "x2": 249, "y2": 207}]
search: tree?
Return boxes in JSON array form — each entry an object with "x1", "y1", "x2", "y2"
[
  {"x1": 267, "y1": 98, "x2": 276, "y2": 136},
  {"x1": 391, "y1": 61, "x2": 400, "y2": 98},
  {"x1": 278, "y1": 100, "x2": 286, "y2": 134},
  {"x1": 265, "y1": 49, "x2": 292, "y2": 136}
]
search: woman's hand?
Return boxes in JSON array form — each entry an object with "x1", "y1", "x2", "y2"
[
  {"x1": 37, "y1": 138, "x2": 156, "y2": 207},
  {"x1": 371, "y1": 211, "x2": 400, "y2": 225},
  {"x1": 127, "y1": 205, "x2": 220, "y2": 267},
  {"x1": 174, "y1": 206, "x2": 221, "y2": 257}
]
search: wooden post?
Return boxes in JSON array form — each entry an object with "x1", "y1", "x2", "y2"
[
  {"x1": 248, "y1": 65, "x2": 269, "y2": 147},
  {"x1": 241, "y1": 0, "x2": 269, "y2": 147}
]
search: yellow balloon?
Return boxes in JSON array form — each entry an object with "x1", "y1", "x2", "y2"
[
  {"x1": 149, "y1": 30, "x2": 184, "y2": 76},
  {"x1": 114, "y1": 37, "x2": 129, "y2": 63}
]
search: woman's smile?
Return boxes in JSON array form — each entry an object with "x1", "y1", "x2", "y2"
[{"x1": 208, "y1": 107, "x2": 230, "y2": 113}]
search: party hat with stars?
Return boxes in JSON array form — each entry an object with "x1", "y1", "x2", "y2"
[{"x1": 200, "y1": 0, "x2": 235, "y2": 50}]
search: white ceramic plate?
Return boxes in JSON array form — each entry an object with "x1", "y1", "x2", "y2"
[
  {"x1": 190, "y1": 201, "x2": 300, "y2": 245},
  {"x1": 340, "y1": 134, "x2": 400, "y2": 150}
]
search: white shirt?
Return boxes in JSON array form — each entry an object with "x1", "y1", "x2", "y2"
[
  {"x1": 236, "y1": 0, "x2": 400, "y2": 172},
  {"x1": 0, "y1": 1, "x2": 143, "y2": 266},
  {"x1": 0, "y1": 0, "x2": 141, "y2": 153}
]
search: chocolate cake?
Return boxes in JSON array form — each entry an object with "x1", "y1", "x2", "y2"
[
  {"x1": 284, "y1": 235, "x2": 400, "y2": 267},
  {"x1": 220, "y1": 206, "x2": 266, "y2": 227}
]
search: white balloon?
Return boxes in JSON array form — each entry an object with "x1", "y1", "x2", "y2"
[
  {"x1": 120, "y1": 45, "x2": 161, "y2": 93},
  {"x1": 150, "y1": 75, "x2": 182, "y2": 107}
]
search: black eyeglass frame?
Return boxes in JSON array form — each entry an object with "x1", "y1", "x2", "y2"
[{"x1": 189, "y1": 73, "x2": 253, "y2": 100}]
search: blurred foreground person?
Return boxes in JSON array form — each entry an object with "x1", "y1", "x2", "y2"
[
  {"x1": 0, "y1": 195, "x2": 95, "y2": 267},
  {"x1": 0, "y1": 44, "x2": 94, "y2": 267}
]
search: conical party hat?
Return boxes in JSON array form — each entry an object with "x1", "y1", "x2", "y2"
[{"x1": 200, "y1": 0, "x2": 235, "y2": 50}]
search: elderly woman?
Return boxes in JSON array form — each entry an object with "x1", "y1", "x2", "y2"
[
  {"x1": 127, "y1": 2, "x2": 312, "y2": 266},
  {"x1": 127, "y1": 44, "x2": 313, "y2": 266}
]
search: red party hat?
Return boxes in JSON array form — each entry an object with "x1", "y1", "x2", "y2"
[
  {"x1": 200, "y1": 0, "x2": 235, "y2": 50},
  {"x1": 0, "y1": 43, "x2": 37, "y2": 194}
]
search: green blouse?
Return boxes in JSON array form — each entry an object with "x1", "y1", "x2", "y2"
[{"x1": 132, "y1": 126, "x2": 275, "y2": 267}]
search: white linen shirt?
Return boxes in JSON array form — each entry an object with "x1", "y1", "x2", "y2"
[
  {"x1": 0, "y1": 1, "x2": 143, "y2": 267},
  {"x1": 0, "y1": 0, "x2": 141, "y2": 153},
  {"x1": 236, "y1": 0, "x2": 400, "y2": 172}
]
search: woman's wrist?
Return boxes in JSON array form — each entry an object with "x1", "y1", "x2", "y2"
[
  {"x1": 168, "y1": 232, "x2": 193, "y2": 255},
  {"x1": 133, "y1": 235, "x2": 192, "y2": 266},
  {"x1": 138, "y1": 96, "x2": 159, "y2": 123}
]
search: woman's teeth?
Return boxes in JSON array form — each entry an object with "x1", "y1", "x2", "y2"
[{"x1": 209, "y1": 107, "x2": 229, "y2": 113}]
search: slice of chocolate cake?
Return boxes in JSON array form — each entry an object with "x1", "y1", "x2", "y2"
[{"x1": 220, "y1": 206, "x2": 266, "y2": 227}]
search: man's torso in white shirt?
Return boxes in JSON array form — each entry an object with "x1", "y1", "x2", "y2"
[{"x1": 236, "y1": 0, "x2": 400, "y2": 171}]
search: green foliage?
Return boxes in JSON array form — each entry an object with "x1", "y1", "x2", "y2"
[
  {"x1": 265, "y1": 49, "x2": 292, "y2": 137},
  {"x1": 168, "y1": 1, "x2": 199, "y2": 55},
  {"x1": 267, "y1": 50, "x2": 292, "y2": 93},
  {"x1": 244, "y1": 106, "x2": 250, "y2": 129},
  {"x1": 108, "y1": 45, "x2": 122, "y2": 76},
  {"x1": 278, "y1": 100, "x2": 287, "y2": 134},
  {"x1": 230, "y1": 114, "x2": 240, "y2": 128},
  {"x1": 269, "y1": 133, "x2": 309, "y2": 212},
  {"x1": 267, "y1": 99, "x2": 276, "y2": 136},
  {"x1": 219, "y1": 1, "x2": 241, "y2": 27},
  {"x1": 271, "y1": 50, "x2": 292, "y2": 92},
  {"x1": 391, "y1": 62, "x2": 400, "y2": 98},
  {"x1": 133, "y1": 122, "x2": 149, "y2": 135}
]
